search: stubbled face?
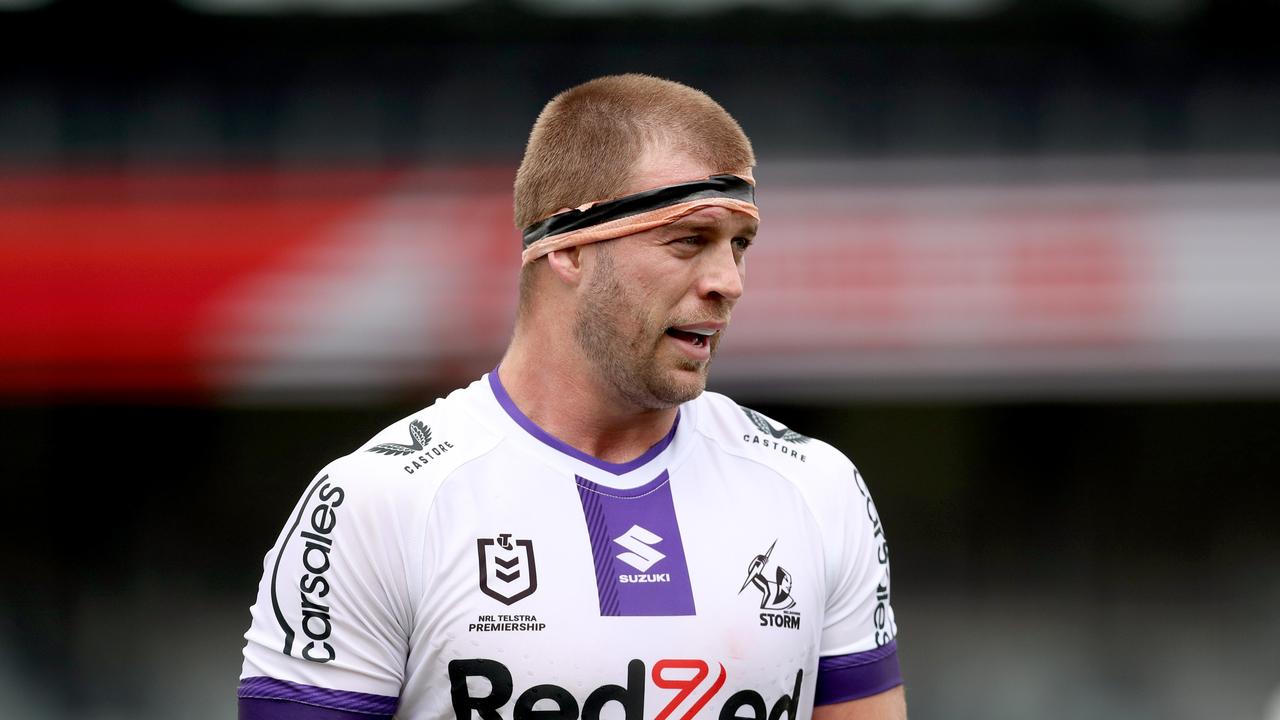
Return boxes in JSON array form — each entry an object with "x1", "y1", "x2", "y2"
[{"x1": 572, "y1": 151, "x2": 758, "y2": 409}]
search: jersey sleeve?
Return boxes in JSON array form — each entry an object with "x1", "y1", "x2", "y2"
[
  {"x1": 239, "y1": 462, "x2": 415, "y2": 720},
  {"x1": 813, "y1": 461, "x2": 902, "y2": 705}
]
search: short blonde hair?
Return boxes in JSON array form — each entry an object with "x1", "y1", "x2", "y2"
[{"x1": 513, "y1": 74, "x2": 755, "y2": 230}]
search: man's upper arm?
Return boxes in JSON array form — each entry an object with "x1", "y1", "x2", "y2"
[
  {"x1": 812, "y1": 460, "x2": 904, "y2": 711},
  {"x1": 813, "y1": 685, "x2": 907, "y2": 720},
  {"x1": 238, "y1": 464, "x2": 414, "y2": 719}
]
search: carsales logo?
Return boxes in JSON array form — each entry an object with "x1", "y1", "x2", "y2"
[{"x1": 448, "y1": 658, "x2": 803, "y2": 720}]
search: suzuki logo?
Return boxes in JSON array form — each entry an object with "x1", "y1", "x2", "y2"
[{"x1": 613, "y1": 525, "x2": 665, "y2": 572}]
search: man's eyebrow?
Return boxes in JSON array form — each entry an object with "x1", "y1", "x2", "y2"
[{"x1": 665, "y1": 219, "x2": 759, "y2": 236}]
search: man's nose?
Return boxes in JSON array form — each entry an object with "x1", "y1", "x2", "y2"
[{"x1": 700, "y1": 241, "x2": 745, "y2": 302}]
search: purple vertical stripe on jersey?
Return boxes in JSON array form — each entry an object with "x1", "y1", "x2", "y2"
[
  {"x1": 488, "y1": 368, "x2": 679, "y2": 475},
  {"x1": 813, "y1": 640, "x2": 903, "y2": 705},
  {"x1": 580, "y1": 486, "x2": 621, "y2": 614},
  {"x1": 237, "y1": 677, "x2": 397, "y2": 717},
  {"x1": 576, "y1": 470, "x2": 696, "y2": 617}
]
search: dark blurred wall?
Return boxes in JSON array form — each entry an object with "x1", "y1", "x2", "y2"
[
  {"x1": 3, "y1": 394, "x2": 1279, "y2": 718},
  {"x1": 2, "y1": 1, "x2": 1280, "y2": 167}
]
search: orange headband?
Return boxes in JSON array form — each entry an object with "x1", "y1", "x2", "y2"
[{"x1": 520, "y1": 173, "x2": 759, "y2": 266}]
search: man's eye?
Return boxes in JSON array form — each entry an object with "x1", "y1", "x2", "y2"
[
  {"x1": 676, "y1": 236, "x2": 704, "y2": 246},
  {"x1": 733, "y1": 236, "x2": 754, "y2": 251}
]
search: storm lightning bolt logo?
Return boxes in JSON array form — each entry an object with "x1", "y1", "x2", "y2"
[{"x1": 739, "y1": 540, "x2": 796, "y2": 611}]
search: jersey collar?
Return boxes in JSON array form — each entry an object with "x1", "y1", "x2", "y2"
[{"x1": 486, "y1": 367, "x2": 686, "y2": 482}]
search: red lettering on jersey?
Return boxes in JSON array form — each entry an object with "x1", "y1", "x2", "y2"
[{"x1": 652, "y1": 659, "x2": 727, "y2": 720}]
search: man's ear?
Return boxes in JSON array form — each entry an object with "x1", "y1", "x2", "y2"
[{"x1": 546, "y1": 245, "x2": 584, "y2": 286}]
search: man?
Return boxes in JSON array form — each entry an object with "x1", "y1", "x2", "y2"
[{"x1": 239, "y1": 74, "x2": 905, "y2": 720}]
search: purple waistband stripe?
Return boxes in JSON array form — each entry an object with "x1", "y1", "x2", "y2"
[
  {"x1": 813, "y1": 641, "x2": 903, "y2": 705},
  {"x1": 237, "y1": 677, "x2": 398, "y2": 717}
]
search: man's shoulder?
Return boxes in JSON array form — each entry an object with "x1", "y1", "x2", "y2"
[
  {"x1": 689, "y1": 391, "x2": 874, "y2": 539},
  {"x1": 688, "y1": 390, "x2": 854, "y2": 479},
  {"x1": 320, "y1": 379, "x2": 504, "y2": 497}
]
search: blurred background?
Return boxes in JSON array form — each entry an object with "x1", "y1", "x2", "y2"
[{"x1": 2, "y1": 0, "x2": 1279, "y2": 718}]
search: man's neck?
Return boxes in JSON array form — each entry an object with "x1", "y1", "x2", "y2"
[{"x1": 497, "y1": 342, "x2": 679, "y2": 466}]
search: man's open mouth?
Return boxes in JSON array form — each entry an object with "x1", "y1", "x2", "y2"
[{"x1": 665, "y1": 326, "x2": 717, "y2": 348}]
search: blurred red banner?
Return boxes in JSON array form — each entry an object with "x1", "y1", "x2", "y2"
[{"x1": 5, "y1": 164, "x2": 1277, "y2": 400}]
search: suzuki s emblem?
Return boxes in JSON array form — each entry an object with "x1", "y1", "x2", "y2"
[{"x1": 613, "y1": 525, "x2": 666, "y2": 572}]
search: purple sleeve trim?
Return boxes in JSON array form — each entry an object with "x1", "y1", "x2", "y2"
[
  {"x1": 238, "y1": 677, "x2": 397, "y2": 718},
  {"x1": 814, "y1": 640, "x2": 903, "y2": 706},
  {"x1": 239, "y1": 698, "x2": 393, "y2": 720}
]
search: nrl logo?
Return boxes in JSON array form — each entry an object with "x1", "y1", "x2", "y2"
[
  {"x1": 367, "y1": 419, "x2": 432, "y2": 457},
  {"x1": 477, "y1": 534, "x2": 538, "y2": 606},
  {"x1": 741, "y1": 408, "x2": 810, "y2": 444}
]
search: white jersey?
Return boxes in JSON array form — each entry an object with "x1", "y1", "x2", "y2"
[{"x1": 239, "y1": 371, "x2": 900, "y2": 720}]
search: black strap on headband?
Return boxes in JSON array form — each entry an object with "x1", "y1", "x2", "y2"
[{"x1": 521, "y1": 174, "x2": 756, "y2": 249}]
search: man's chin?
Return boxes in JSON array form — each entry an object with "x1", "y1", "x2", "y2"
[{"x1": 648, "y1": 362, "x2": 710, "y2": 406}]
